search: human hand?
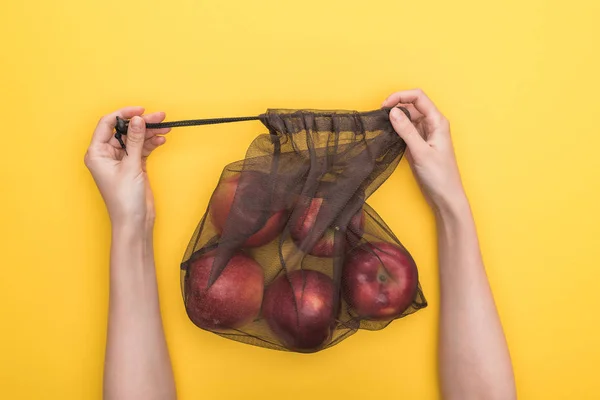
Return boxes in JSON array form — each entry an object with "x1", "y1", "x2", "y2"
[
  {"x1": 84, "y1": 107, "x2": 170, "y2": 229},
  {"x1": 383, "y1": 89, "x2": 467, "y2": 215}
]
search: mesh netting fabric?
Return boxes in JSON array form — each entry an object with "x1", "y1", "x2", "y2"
[{"x1": 179, "y1": 107, "x2": 427, "y2": 353}]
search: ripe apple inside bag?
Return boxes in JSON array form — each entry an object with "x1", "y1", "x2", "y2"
[
  {"x1": 185, "y1": 251, "x2": 264, "y2": 330},
  {"x1": 210, "y1": 172, "x2": 287, "y2": 248},
  {"x1": 342, "y1": 242, "x2": 418, "y2": 321},
  {"x1": 290, "y1": 197, "x2": 365, "y2": 257},
  {"x1": 262, "y1": 270, "x2": 337, "y2": 352}
]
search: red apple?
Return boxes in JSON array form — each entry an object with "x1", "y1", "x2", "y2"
[
  {"x1": 185, "y1": 251, "x2": 264, "y2": 330},
  {"x1": 290, "y1": 197, "x2": 365, "y2": 257},
  {"x1": 210, "y1": 172, "x2": 287, "y2": 247},
  {"x1": 342, "y1": 242, "x2": 418, "y2": 320},
  {"x1": 262, "y1": 270, "x2": 337, "y2": 352}
]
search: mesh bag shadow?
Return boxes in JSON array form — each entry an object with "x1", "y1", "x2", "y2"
[{"x1": 177, "y1": 107, "x2": 427, "y2": 353}]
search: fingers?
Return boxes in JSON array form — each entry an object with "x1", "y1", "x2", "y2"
[
  {"x1": 394, "y1": 103, "x2": 425, "y2": 122},
  {"x1": 122, "y1": 116, "x2": 147, "y2": 168},
  {"x1": 90, "y1": 106, "x2": 145, "y2": 146},
  {"x1": 124, "y1": 115, "x2": 169, "y2": 162},
  {"x1": 142, "y1": 111, "x2": 171, "y2": 136},
  {"x1": 383, "y1": 89, "x2": 444, "y2": 124},
  {"x1": 108, "y1": 111, "x2": 171, "y2": 148},
  {"x1": 382, "y1": 99, "x2": 424, "y2": 121},
  {"x1": 142, "y1": 135, "x2": 167, "y2": 158},
  {"x1": 389, "y1": 107, "x2": 429, "y2": 156}
]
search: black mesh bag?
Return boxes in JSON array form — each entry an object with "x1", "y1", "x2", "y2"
[{"x1": 116, "y1": 107, "x2": 427, "y2": 353}]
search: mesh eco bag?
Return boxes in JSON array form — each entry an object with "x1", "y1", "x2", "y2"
[{"x1": 116, "y1": 107, "x2": 427, "y2": 353}]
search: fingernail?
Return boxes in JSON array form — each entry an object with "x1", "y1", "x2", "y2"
[
  {"x1": 130, "y1": 116, "x2": 143, "y2": 130},
  {"x1": 390, "y1": 107, "x2": 402, "y2": 121}
]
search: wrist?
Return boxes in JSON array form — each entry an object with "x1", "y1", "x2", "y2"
[
  {"x1": 111, "y1": 217, "x2": 154, "y2": 240},
  {"x1": 433, "y1": 191, "x2": 472, "y2": 224},
  {"x1": 111, "y1": 221, "x2": 155, "y2": 268}
]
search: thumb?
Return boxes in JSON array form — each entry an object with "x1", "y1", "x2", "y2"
[
  {"x1": 123, "y1": 116, "x2": 146, "y2": 167},
  {"x1": 389, "y1": 107, "x2": 428, "y2": 157}
]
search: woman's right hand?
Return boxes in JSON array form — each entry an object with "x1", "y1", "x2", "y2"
[
  {"x1": 383, "y1": 89, "x2": 468, "y2": 216},
  {"x1": 84, "y1": 107, "x2": 169, "y2": 229}
]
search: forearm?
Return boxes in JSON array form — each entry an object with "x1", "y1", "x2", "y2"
[
  {"x1": 436, "y1": 198, "x2": 516, "y2": 400},
  {"x1": 104, "y1": 222, "x2": 176, "y2": 400}
]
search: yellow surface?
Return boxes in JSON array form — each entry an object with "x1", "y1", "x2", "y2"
[{"x1": 0, "y1": 0, "x2": 599, "y2": 398}]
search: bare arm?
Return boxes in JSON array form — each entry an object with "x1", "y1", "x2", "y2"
[
  {"x1": 85, "y1": 109, "x2": 176, "y2": 400},
  {"x1": 383, "y1": 90, "x2": 516, "y2": 400},
  {"x1": 104, "y1": 223, "x2": 175, "y2": 400},
  {"x1": 436, "y1": 197, "x2": 515, "y2": 400}
]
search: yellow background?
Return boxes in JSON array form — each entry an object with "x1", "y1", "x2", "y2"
[{"x1": 1, "y1": 0, "x2": 599, "y2": 398}]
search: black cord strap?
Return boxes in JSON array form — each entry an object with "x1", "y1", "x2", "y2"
[
  {"x1": 114, "y1": 115, "x2": 261, "y2": 153},
  {"x1": 112, "y1": 107, "x2": 410, "y2": 153}
]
